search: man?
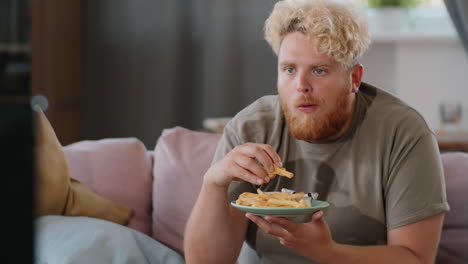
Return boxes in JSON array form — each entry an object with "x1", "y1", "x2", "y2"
[{"x1": 184, "y1": 0, "x2": 449, "y2": 263}]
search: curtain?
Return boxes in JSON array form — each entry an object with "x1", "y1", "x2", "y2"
[
  {"x1": 84, "y1": 0, "x2": 277, "y2": 148},
  {"x1": 444, "y1": 0, "x2": 468, "y2": 55}
]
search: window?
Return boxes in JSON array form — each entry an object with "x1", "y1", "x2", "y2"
[
  {"x1": 351, "y1": 0, "x2": 454, "y2": 36},
  {"x1": 351, "y1": 0, "x2": 445, "y2": 9}
]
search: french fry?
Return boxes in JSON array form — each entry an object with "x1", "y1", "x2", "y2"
[
  {"x1": 268, "y1": 164, "x2": 294, "y2": 179},
  {"x1": 256, "y1": 188, "x2": 268, "y2": 199},
  {"x1": 237, "y1": 196, "x2": 266, "y2": 207},
  {"x1": 299, "y1": 199, "x2": 309, "y2": 207},
  {"x1": 266, "y1": 198, "x2": 301, "y2": 207}
]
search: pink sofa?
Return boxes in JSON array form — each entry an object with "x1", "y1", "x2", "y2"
[
  {"x1": 62, "y1": 127, "x2": 467, "y2": 263},
  {"x1": 63, "y1": 127, "x2": 221, "y2": 257}
]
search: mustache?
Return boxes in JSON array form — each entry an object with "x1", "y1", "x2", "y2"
[{"x1": 294, "y1": 95, "x2": 322, "y2": 106}]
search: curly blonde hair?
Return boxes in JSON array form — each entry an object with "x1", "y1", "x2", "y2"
[{"x1": 264, "y1": 0, "x2": 371, "y2": 69}]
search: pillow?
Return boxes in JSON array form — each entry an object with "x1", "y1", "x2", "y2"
[
  {"x1": 35, "y1": 215, "x2": 184, "y2": 264},
  {"x1": 64, "y1": 138, "x2": 153, "y2": 235},
  {"x1": 152, "y1": 127, "x2": 221, "y2": 254},
  {"x1": 34, "y1": 107, "x2": 131, "y2": 225}
]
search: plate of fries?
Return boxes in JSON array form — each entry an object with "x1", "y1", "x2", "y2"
[{"x1": 231, "y1": 189, "x2": 329, "y2": 216}]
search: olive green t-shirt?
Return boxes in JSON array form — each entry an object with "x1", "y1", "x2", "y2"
[{"x1": 212, "y1": 83, "x2": 449, "y2": 264}]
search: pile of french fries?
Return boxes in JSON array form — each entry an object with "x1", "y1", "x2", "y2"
[{"x1": 236, "y1": 189, "x2": 311, "y2": 208}]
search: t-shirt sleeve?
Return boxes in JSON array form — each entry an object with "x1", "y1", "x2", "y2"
[
  {"x1": 385, "y1": 133, "x2": 450, "y2": 230},
  {"x1": 211, "y1": 123, "x2": 256, "y2": 202}
]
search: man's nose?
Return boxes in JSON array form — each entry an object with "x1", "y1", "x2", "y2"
[{"x1": 296, "y1": 73, "x2": 312, "y2": 93}]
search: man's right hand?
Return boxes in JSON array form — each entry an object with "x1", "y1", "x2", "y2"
[{"x1": 204, "y1": 143, "x2": 283, "y2": 188}]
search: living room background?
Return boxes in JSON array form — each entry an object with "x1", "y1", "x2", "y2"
[
  {"x1": 82, "y1": 0, "x2": 467, "y2": 148},
  {"x1": 2, "y1": 0, "x2": 466, "y2": 148}
]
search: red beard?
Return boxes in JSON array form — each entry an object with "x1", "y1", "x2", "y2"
[{"x1": 281, "y1": 90, "x2": 353, "y2": 142}]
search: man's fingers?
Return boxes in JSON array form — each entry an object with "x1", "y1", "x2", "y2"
[
  {"x1": 245, "y1": 213, "x2": 290, "y2": 239},
  {"x1": 265, "y1": 216, "x2": 298, "y2": 233},
  {"x1": 235, "y1": 156, "x2": 269, "y2": 180},
  {"x1": 239, "y1": 143, "x2": 282, "y2": 174},
  {"x1": 259, "y1": 144, "x2": 283, "y2": 168},
  {"x1": 232, "y1": 166, "x2": 264, "y2": 185},
  {"x1": 279, "y1": 237, "x2": 286, "y2": 246},
  {"x1": 311, "y1": 210, "x2": 324, "y2": 222}
]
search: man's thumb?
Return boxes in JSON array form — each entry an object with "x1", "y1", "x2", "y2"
[{"x1": 312, "y1": 210, "x2": 324, "y2": 222}]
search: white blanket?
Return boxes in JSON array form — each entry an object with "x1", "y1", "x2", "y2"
[{"x1": 34, "y1": 215, "x2": 185, "y2": 264}]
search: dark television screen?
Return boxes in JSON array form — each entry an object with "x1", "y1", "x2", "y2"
[
  {"x1": 0, "y1": 0, "x2": 31, "y2": 96},
  {"x1": 2, "y1": 96, "x2": 34, "y2": 263}
]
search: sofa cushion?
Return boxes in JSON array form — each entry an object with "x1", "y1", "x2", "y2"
[
  {"x1": 64, "y1": 138, "x2": 153, "y2": 235},
  {"x1": 440, "y1": 152, "x2": 468, "y2": 228},
  {"x1": 437, "y1": 152, "x2": 468, "y2": 263},
  {"x1": 437, "y1": 229, "x2": 468, "y2": 264},
  {"x1": 34, "y1": 107, "x2": 131, "y2": 225},
  {"x1": 152, "y1": 127, "x2": 221, "y2": 255}
]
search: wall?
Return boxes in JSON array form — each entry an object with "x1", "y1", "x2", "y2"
[
  {"x1": 361, "y1": 11, "x2": 468, "y2": 133},
  {"x1": 395, "y1": 40, "x2": 468, "y2": 132}
]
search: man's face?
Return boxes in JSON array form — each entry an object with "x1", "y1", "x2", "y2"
[{"x1": 277, "y1": 32, "x2": 359, "y2": 142}]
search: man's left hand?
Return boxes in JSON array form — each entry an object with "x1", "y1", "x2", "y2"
[{"x1": 245, "y1": 210, "x2": 336, "y2": 262}]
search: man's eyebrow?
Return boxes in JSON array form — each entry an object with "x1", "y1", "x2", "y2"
[
  {"x1": 279, "y1": 61, "x2": 295, "y2": 67},
  {"x1": 279, "y1": 61, "x2": 334, "y2": 68}
]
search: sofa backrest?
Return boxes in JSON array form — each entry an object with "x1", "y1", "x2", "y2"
[
  {"x1": 64, "y1": 138, "x2": 154, "y2": 235},
  {"x1": 151, "y1": 127, "x2": 222, "y2": 255},
  {"x1": 437, "y1": 152, "x2": 468, "y2": 263},
  {"x1": 440, "y1": 152, "x2": 468, "y2": 228}
]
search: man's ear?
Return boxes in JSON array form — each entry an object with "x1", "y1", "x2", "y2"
[{"x1": 351, "y1": 64, "x2": 364, "y2": 93}]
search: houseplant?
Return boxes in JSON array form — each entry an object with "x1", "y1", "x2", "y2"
[
  {"x1": 366, "y1": 0, "x2": 423, "y2": 31},
  {"x1": 368, "y1": 0, "x2": 422, "y2": 8}
]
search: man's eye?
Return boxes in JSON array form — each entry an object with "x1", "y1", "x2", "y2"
[
  {"x1": 286, "y1": 67, "x2": 295, "y2": 74},
  {"x1": 313, "y1": 68, "x2": 326, "y2": 75}
]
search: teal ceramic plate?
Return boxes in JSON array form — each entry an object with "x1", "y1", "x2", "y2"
[{"x1": 230, "y1": 200, "x2": 330, "y2": 216}]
